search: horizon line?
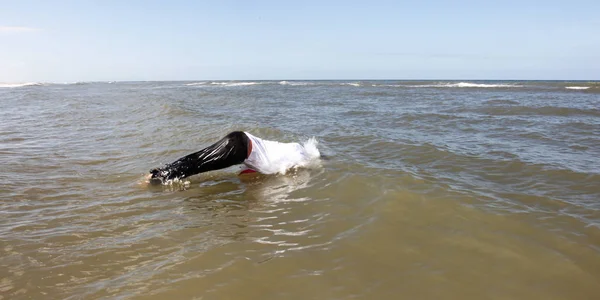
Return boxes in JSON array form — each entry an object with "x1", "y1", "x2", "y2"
[{"x1": 2, "y1": 78, "x2": 600, "y2": 84}]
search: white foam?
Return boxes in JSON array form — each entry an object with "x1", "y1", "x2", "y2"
[
  {"x1": 56, "y1": 81, "x2": 89, "y2": 85},
  {"x1": 565, "y1": 86, "x2": 590, "y2": 90},
  {"x1": 0, "y1": 82, "x2": 43, "y2": 88},
  {"x1": 302, "y1": 138, "x2": 323, "y2": 170},
  {"x1": 185, "y1": 82, "x2": 207, "y2": 86},
  {"x1": 372, "y1": 84, "x2": 403, "y2": 87},
  {"x1": 231, "y1": 82, "x2": 260, "y2": 86},
  {"x1": 343, "y1": 82, "x2": 361, "y2": 87},
  {"x1": 454, "y1": 82, "x2": 518, "y2": 88},
  {"x1": 210, "y1": 81, "x2": 260, "y2": 87},
  {"x1": 279, "y1": 81, "x2": 311, "y2": 86},
  {"x1": 409, "y1": 82, "x2": 522, "y2": 88}
]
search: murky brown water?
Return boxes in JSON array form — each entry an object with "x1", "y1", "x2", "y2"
[{"x1": 1, "y1": 81, "x2": 599, "y2": 299}]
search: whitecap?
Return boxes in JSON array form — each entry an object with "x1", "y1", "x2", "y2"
[
  {"x1": 0, "y1": 82, "x2": 43, "y2": 88},
  {"x1": 185, "y1": 82, "x2": 206, "y2": 86},
  {"x1": 228, "y1": 82, "x2": 260, "y2": 87},
  {"x1": 565, "y1": 86, "x2": 590, "y2": 90},
  {"x1": 279, "y1": 81, "x2": 311, "y2": 86},
  {"x1": 210, "y1": 81, "x2": 260, "y2": 87},
  {"x1": 409, "y1": 82, "x2": 522, "y2": 88},
  {"x1": 453, "y1": 82, "x2": 519, "y2": 88}
]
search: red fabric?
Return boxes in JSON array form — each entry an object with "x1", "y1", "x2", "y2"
[{"x1": 239, "y1": 169, "x2": 257, "y2": 175}]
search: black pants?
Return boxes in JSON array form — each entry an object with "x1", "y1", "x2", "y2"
[{"x1": 150, "y1": 131, "x2": 250, "y2": 182}]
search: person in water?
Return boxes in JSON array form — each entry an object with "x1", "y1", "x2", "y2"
[{"x1": 148, "y1": 131, "x2": 320, "y2": 184}]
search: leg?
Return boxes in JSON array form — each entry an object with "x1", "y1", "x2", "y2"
[{"x1": 150, "y1": 131, "x2": 249, "y2": 182}]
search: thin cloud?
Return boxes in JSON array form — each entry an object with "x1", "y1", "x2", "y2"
[{"x1": 0, "y1": 26, "x2": 41, "y2": 33}]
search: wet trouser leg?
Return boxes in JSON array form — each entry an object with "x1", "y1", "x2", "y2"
[{"x1": 150, "y1": 131, "x2": 249, "y2": 182}]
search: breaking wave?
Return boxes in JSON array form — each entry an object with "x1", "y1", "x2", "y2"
[
  {"x1": 185, "y1": 82, "x2": 207, "y2": 86},
  {"x1": 0, "y1": 82, "x2": 44, "y2": 88},
  {"x1": 279, "y1": 81, "x2": 312, "y2": 86},
  {"x1": 409, "y1": 82, "x2": 522, "y2": 88},
  {"x1": 209, "y1": 81, "x2": 261, "y2": 87}
]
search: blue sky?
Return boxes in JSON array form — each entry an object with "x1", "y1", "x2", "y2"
[{"x1": 1, "y1": 0, "x2": 598, "y2": 81}]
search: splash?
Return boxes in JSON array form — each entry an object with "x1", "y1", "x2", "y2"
[
  {"x1": 302, "y1": 137, "x2": 321, "y2": 161},
  {"x1": 141, "y1": 173, "x2": 191, "y2": 188},
  {"x1": 284, "y1": 137, "x2": 322, "y2": 174}
]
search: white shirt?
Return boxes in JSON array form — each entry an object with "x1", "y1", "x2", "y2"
[{"x1": 243, "y1": 132, "x2": 320, "y2": 174}]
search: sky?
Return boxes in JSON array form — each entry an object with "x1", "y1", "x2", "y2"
[{"x1": 1, "y1": 0, "x2": 599, "y2": 81}]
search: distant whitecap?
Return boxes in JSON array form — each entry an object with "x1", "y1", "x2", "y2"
[
  {"x1": 185, "y1": 82, "x2": 206, "y2": 86},
  {"x1": 209, "y1": 81, "x2": 260, "y2": 87},
  {"x1": 0, "y1": 82, "x2": 43, "y2": 88},
  {"x1": 409, "y1": 82, "x2": 522, "y2": 88}
]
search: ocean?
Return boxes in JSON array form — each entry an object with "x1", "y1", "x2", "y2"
[{"x1": 1, "y1": 80, "x2": 599, "y2": 299}]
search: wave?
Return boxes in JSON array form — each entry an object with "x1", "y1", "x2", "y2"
[
  {"x1": 279, "y1": 81, "x2": 363, "y2": 87},
  {"x1": 372, "y1": 84, "x2": 399, "y2": 87},
  {"x1": 0, "y1": 82, "x2": 44, "y2": 88},
  {"x1": 185, "y1": 82, "x2": 207, "y2": 86},
  {"x1": 209, "y1": 81, "x2": 261, "y2": 87},
  {"x1": 56, "y1": 81, "x2": 110, "y2": 86},
  {"x1": 278, "y1": 81, "x2": 312, "y2": 86},
  {"x1": 0, "y1": 81, "x2": 97, "y2": 88},
  {"x1": 409, "y1": 82, "x2": 522, "y2": 88},
  {"x1": 565, "y1": 86, "x2": 590, "y2": 90},
  {"x1": 368, "y1": 82, "x2": 521, "y2": 88},
  {"x1": 69, "y1": 81, "x2": 94, "y2": 86}
]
